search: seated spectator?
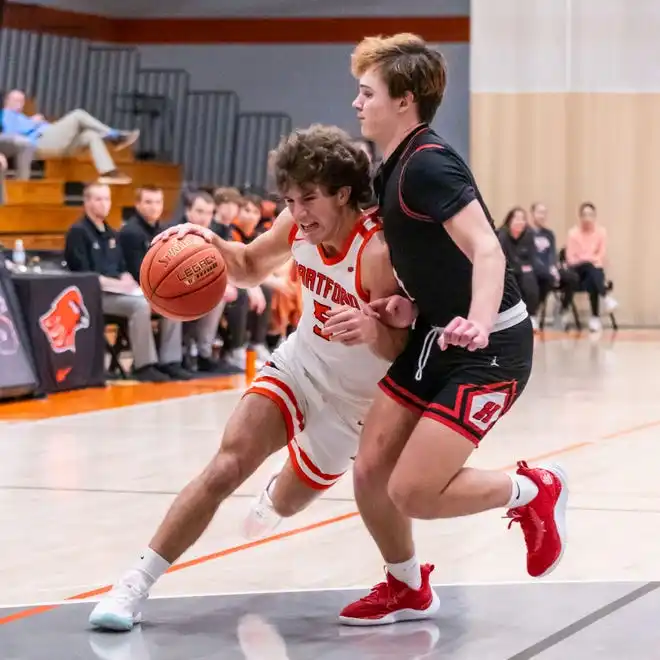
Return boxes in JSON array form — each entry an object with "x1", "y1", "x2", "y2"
[
  {"x1": 0, "y1": 127, "x2": 34, "y2": 180},
  {"x1": 268, "y1": 259, "x2": 303, "y2": 345},
  {"x1": 64, "y1": 183, "x2": 181, "y2": 382},
  {"x1": 2, "y1": 90, "x2": 138, "y2": 185},
  {"x1": 565, "y1": 202, "x2": 617, "y2": 332},
  {"x1": 529, "y1": 202, "x2": 579, "y2": 327},
  {"x1": 117, "y1": 185, "x2": 193, "y2": 380},
  {"x1": 498, "y1": 207, "x2": 543, "y2": 328},
  {"x1": 222, "y1": 194, "x2": 273, "y2": 369},
  {"x1": 212, "y1": 187, "x2": 243, "y2": 239},
  {"x1": 177, "y1": 191, "x2": 239, "y2": 372}
]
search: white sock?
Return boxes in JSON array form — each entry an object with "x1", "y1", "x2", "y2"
[
  {"x1": 387, "y1": 556, "x2": 422, "y2": 590},
  {"x1": 134, "y1": 547, "x2": 171, "y2": 588},
  {"x1": 505, "y1": 473, "x2": 539, "y2": 508}
]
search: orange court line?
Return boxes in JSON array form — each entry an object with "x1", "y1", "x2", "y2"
[
  {"x1": 0, "y1": 376, "x2": 243, "y2": 421},
  {"x1": 0, "y1": 511, "x2": 360, "y2": 625},
  {"x1": 1, "y1": 414, "x2": 658, "y2": 626}
]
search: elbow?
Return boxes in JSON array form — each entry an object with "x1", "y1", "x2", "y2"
[{"x1": 476, "y1": 235, "x2": 506, "y2": 268}]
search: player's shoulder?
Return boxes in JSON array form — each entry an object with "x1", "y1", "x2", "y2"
[
  {"x1": 359, "y1": 217, "x2": 388, "y2": 264},
  {"x1": 407, "y1": 138, "x2": 467, "y2": 175}
]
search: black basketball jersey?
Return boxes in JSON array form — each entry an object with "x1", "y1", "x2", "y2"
[{"x1": 373, "y1": 124, "x2": 522, "y2": 328}]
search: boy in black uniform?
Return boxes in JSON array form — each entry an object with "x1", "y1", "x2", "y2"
[{"x1": 330, "y1": 33, "x2": 569, "y2": 626}]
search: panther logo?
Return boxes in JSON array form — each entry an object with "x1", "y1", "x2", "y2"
[{"x1": 39, "y1": 286, "x2": 90, "y2": 354}]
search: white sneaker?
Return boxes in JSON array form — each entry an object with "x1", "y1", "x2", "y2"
[
  {"x1": 243, "y1": 476, "x2": 282, "y2": 540},
  {"x1": 89, "y1": 574, "x2": 149, "y2": 631},
  {"x1": 251, "y1": 343, "x2": 272, "y2": 364},
  {"x1": 588, "y1": 316, "x2": 602, "y2": 332},
  {"x1": 225, "y1": 347, "x2": 247, "y2": 370},
  {"x1": 603, "y1": 295, "x2": 618, "y2": 313}
]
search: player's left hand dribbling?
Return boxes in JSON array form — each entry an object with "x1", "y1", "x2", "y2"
[
  {"x1": 152, "y1": 222, "x2": 215, "y2": 247},
  {"x1": 438, "y1": 317, "x2": 489, "y2": 352},
  {"x1": 322, "y1": 305, "x2": 376, "y2": 346}
]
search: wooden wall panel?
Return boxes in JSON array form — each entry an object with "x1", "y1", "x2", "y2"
[{"x1": 471, "y1": 92, "x2": 660, "y2": 326}]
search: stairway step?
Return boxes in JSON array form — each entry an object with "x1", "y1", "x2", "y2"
[
  {"x1": 5, "y1": 180, "x2": 65, "y2": 206},
  {"x1": 0, "y1": 206, "x2": 123, "y2": 233},
  {"x1": 45, "y1": 159, "x2": 182, "y2": 186}
]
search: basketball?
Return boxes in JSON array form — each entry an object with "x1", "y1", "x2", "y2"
[{"x1": 140, "y1": 234, "x2": 227, "y2": 321}]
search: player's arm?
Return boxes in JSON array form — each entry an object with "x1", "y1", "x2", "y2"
[
  {"x1": 157, "y1": 208, "x2": 294, "y2": 288},
  {"x1": 403, "y1": 149, "x2": 505, "y2": 337},
  {"x1": 323, "y1": 232, "x2": 409, "y2": 361},
  {"x1": 360, "y1": 233, "x2": 410, "y2": 360}
]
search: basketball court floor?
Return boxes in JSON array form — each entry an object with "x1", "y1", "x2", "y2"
[{"x1": 0, "y1": 330, "x2": 658, "y2": 659}]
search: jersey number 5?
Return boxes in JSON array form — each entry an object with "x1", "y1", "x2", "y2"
[{"x1": 312, "y1": 301, "x2": 332, "y2": 341}]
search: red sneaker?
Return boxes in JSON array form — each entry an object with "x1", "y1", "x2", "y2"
[
  {"x1": 339, "y1": 563, "x2": 440, "y2": 626},
  {"x1": 506, "y1": 461, "x2": 568, "y2": 578}
]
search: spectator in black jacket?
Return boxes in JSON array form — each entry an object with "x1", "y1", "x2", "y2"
[
  {"x1": 117, "y1": 186, "x2": 192, "y2": 380},
  {"x1": 65, "y1": 183, "x2": 183, "y2": 382},
  {"x1": 176, "y1": 191, "x2": 238, "y2": 373},
  {"x1": 529, "y1": 202, "x2": 578, "y2": 326},
  {"x1": 498, "y1": 207, "x2": 543, "y2": 327}
]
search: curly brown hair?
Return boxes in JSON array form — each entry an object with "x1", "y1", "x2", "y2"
[
  {"x1": 351, "y1": 33, "x2": 447, "y2": 124},
  {"x1": 270, "y1": 124, "x2": 373, "y2": 209}
]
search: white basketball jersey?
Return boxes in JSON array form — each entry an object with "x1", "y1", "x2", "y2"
[{"x1": 285, "y1": 213, "x2": 391, "y2": 406}]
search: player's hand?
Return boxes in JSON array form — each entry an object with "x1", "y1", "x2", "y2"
[
  {"x1": 322, "y1": 305, "x2": 377, "y2": 346},
  {"x1": 367, "y1": 295, "x2": 417, "y2": 329},
  {"x1": 152, "y1": 222, "x2": 215, "y2": 247},
  {"x1": 223, "y1": 283, "x2": 238, "y2": 303},
  {"x1": 438, "y1": 317, "x2": 489, "y2": 352},
  {"x1": 247, "y1": 286, "x2": 266, "y2": 314}
]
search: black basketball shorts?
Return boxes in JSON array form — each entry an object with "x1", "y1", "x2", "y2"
[{"x1": 379, "y1": 312, "x2": 534, "y2": 446}]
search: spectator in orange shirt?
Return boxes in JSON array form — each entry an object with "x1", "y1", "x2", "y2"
[
  {"x1": 223, "y1": 194, "x2": 274, "y2": 369},
  {"x1": 565, "y1": 202, "x2": 617, "y2": 331}
]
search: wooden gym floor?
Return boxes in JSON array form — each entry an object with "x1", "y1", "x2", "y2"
[{"x1": 0, "y1": 329, "x2": 658, "y2": 658}]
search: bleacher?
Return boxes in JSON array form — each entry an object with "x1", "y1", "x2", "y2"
[{"x1": 0, "y1": 27, "x2": 292, "y2": 251}]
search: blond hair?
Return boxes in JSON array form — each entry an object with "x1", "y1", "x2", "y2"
[{"x1": 351, "y1": 33, "x2": 447, "y2": 123}]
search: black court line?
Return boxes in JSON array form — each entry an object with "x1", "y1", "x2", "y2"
[
  {"x1": 0, "y1": 484, "x2": 355, "y2": 502},
  {"x1": 507, "y1": 581, "x2": 660, "y2": 659}
]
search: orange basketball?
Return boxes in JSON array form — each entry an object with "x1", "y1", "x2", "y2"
[{"x1": 140, "y1": 234, "x2": 227, "y2": 321}]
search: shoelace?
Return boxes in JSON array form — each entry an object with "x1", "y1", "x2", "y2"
[
  {"x1": 111, "y1": 578, "x2": 147, "y2": 605},
  {"x1": 360, "y1": 580, "x2": 390, "y2": 604},
  {"x1": 505, "y1": 508, "x2": 544, "y2": 553}
]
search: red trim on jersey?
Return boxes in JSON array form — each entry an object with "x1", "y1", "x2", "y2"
[
  {"x1": 287, "y1": 442, "x2": 343, "y2": 491},
  {"x1": 421, "y1": 410, "x2": 482, "y2": 446},
  {"x1": 316, "y1": 220, "x2": 361, "y2": 265},
  {"x1": 397, "y1": 143, "x2": 444, "y2": 222},
  {"x1": 355, "y1": 224, "x2": 383, "y2": 302},
  {"x1": 315, "y1": 211, "x2": 380, "y2": 266},
  {"x1": 246, "y1": 387, "x2": 295, "y2": 442},
  {"x1": 250, "y1": 374, "x2": 305, "y2": 431},
  {"x1": 287, "y1": 223, "x2": 298, "y2": 246}
]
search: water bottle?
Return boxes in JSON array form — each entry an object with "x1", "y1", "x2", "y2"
[{"x1": 12, "y1": 239, "x2": 26, "y2": 268}]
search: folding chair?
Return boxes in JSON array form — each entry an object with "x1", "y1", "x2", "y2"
[{"x1": 104, "y1": 314, "x2": 130, "y2": 378}]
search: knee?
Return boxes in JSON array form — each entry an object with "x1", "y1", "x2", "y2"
[
  {"x1": 132, "y1": 297, "x2": 152, "y2": 322},
  {"x1": 202, "y1": 448, "x2": 246, "y2": 498},
  {"x1": 352, "y1": 453, "x2": 385, "y2": 497},
  {"x1": 387, "y1": 473, "x2": 430, "y2": 519},
  {"x1": 70, "y1": 108, "x2": 88, "y2": 121}
]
